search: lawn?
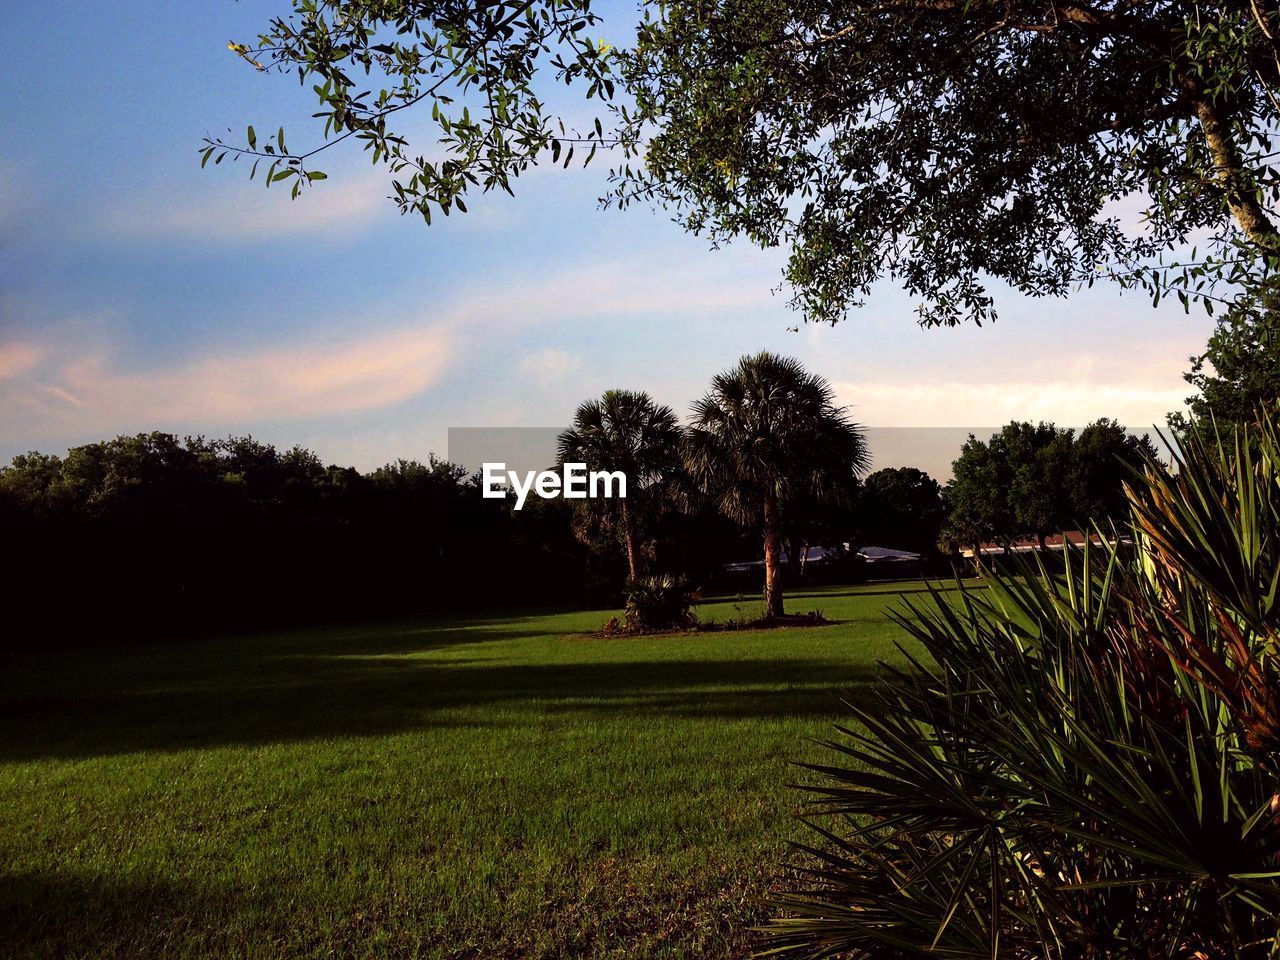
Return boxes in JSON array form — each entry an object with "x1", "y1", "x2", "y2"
[{"x1": 1, "y1": 581, "x2": 959, "y2": 959}]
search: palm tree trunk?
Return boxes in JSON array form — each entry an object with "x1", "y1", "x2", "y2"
[
  {"x1": 621, "y1": 499, "x2": 638, "y2": 582},
  {"x1": 763, "y1": 493, "x2": 784, "y2": 619}
]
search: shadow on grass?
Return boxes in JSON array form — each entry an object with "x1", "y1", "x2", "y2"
[
  {"x1": 757, "y1": 584, "x2": 969, "y2": 602},
  {"x1": 0, "y1": 871, "x2": 238, "y2": 960},
  {"x1": 1, "y1": 615, "x2": 885, "y2": 762}
]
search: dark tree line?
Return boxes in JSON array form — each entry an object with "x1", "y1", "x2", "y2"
[
  {"x1": 0, "y1": 433, "x2": 595, "y2": 649},
  {"x1": 0, "y1": 431, "x2": 763, "y2": 649},
  {"x1": 1, "y1": 412, "x2": 1160, "y2": 648}
]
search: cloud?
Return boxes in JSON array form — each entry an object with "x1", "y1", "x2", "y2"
[
  {"x1": 100, "y1": 155, "x2": 519, "y2": 245},
  {"x1": 0, "y1": 341, "x2": 42, "y2": 380},
  {"x1": 0, "y1": 247, "x2": 777, "y2": 455},
  {"x1": 836, "y1": 378, "x2": 1187, "y2": 430},
  {"x1": 100, "y1": 169, "x2": 395, "y2": 243},
  {"x1": 518, "y1": 347, "x2": 583, "y2": 387},
  {"x1": 456, "y1": 255, "x2": 780, "y2": 331},
  {"x1": 1, "y1": 322, "x2": 454, "y2": 440}
]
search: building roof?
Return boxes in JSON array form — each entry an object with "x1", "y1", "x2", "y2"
[
  {"x1": 858, "y1": 545, "x2": 921, "y2": 562},
  {"x1": 959, "y1": 531, "x2": 1129, "y2": 558}
]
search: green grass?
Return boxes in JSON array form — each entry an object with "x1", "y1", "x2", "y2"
[{"x1": 1, "y1": 581, "x2": 960, "y2": 959}]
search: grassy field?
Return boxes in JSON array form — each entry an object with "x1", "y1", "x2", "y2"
[{"x1": 1, "y1": 581, "x2": 955, "y2": 959}]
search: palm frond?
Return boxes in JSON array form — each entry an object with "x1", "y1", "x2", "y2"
[{"x1": 765, "y1": 413, "x2": 1280, "y2": 958}]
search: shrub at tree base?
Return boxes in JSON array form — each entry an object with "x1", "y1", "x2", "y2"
[
  {"x1": 620, "y1": 575, "x2": 700, "y2": 633},
  {"x1": 699, "y1": 610, "x2": 829, "y2": 632},
  {"x1": 767, "y1": 416, "x2": 1280, "y2": 958}
]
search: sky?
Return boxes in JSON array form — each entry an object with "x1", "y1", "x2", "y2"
[{"x1": 0, "y1": 1, "x2": 1213, "y2": 478}]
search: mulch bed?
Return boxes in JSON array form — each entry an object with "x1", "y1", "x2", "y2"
[{"x1": 590, "y1": 611, "x2": 832, "y2": 638}]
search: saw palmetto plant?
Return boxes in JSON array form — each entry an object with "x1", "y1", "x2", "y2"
[{"x1": 766, "y1": 415, "x2": 1280, "y2": 958}]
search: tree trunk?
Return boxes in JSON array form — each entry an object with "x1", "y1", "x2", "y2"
[
  {"x1": 1182, "y1": 74, "x2": 1280, "y2": 247},
  {"x1": 763, "y1": 493, "x2": 784, "y2": 619},
  {"x1": 621, "y1": 499, "x2": 638, "y2": 582}
]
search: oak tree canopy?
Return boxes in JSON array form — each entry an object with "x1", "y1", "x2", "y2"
[{"x1": 206, "y1": 0, "x2": 1280, "y2": 325}]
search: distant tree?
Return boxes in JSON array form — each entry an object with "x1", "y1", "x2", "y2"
[
  {"x1": 1072, "y1": 419, "x2": 1160, "y2": 525},
  {"x1": 684, "y1": 352, "x2": 868, "y2": 618},
  {"x1": 996, "y1": 422, "x2": 1076, "y2": 549},
  {"x1": 943, "y1": 420, "x2": 1157, "y2": 554},
  {"x1": 557, "y1": 390, "x2": 684, "y2": 581},
  {"x1": 1182, "y1": 291, "x2": 1280, "y2": 426},
  {"x1": 936, "y1": 512, "x2": 991, "y2": 562},
  {"x1": 941, "y1": 435, "x2": 1009, "y2": 557},
  {"x1": 367, "y1": 455, "x2": 474, "y2": 562},
  {"x1": 369, "y1": 456, "x2": 469, "y2": 499},
  {"x1": 781, "y1": 484, "x2": 861, "y2": 575},
  {"x1": 858, "y1": 467, "x2": 947, "y2": 557}
]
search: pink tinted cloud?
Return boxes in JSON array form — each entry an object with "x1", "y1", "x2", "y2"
[
  {"x1": 3, "y1": 324, "x2": 454, "y2": 439},
  {"x1": 0, "y1": 250, "x2": 773, "y2": 450},
  {"x1": 0, "y1": 341, "x2": 42, "y2": 380}
]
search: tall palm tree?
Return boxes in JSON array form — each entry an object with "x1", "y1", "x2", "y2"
[
  {"x1": 685, "y1": 352, "x2": 867, "y2": 618},
  {"x1": 557, "y1": 389, "x2": 683, "y2": 581}
]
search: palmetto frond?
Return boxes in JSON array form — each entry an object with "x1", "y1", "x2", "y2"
[{"x1": 766, "y1": 413, "x2": 1280, "y2": 959}]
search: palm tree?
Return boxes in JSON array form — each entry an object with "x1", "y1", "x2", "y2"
[
  {"x1": 685, "y1": 352, "x2": 868, "y2": 618},
  {"x1": 557, "y1": 389, "x2": 683, "y2": 581}
]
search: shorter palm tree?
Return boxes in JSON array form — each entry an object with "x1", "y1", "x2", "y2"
[
  {"x1": 685, "y1": 352, "x2": 867, "y2": 618},
  {"x1": 557, "y1": 389, "x2": 683, "y2": 581}
]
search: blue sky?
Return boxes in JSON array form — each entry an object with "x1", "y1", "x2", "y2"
[{"x1": 0, "y1": 1, "x2": 1213, "y2": 475}]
